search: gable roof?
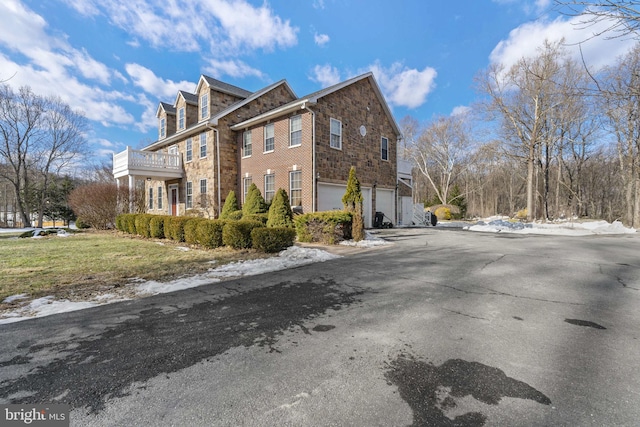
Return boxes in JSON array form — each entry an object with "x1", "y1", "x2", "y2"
[
  {"x1": 196, "y1": 75, "x2": 253, "y2": 99},
  {"x1": 208, "y1": 79, "x2": 296, "y2": 126},
  {"x1": 156, "y1": 102, "x2": 176, "y2": 118},
  {"x1": 142, "y1": 79, "x2": 296, "y2": 151},
  {"x1": 174, "y1": 90, "x2": 198, "y2": 107},
  {"x1": 230, "y1": 72, "x2": 402, "y2": 137}
]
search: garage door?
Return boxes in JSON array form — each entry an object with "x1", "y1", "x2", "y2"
[
  {"x1": 317, "y1": 183, "x2": 372, "y2": 228},
  {"x1": 375, "y1": 188, "x2": 395, "y2": 225}
]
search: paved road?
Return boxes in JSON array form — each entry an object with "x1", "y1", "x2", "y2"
[{"x1": 1, "y1": 228, "x2": 640, "y2": 426}]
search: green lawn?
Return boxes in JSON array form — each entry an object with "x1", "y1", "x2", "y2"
[{"x1": 0, "y1": 230, "x2": 269, "y2": 301}]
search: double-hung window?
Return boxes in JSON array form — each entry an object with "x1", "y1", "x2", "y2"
[
  {"x1": 186, "y1": 138, "x2": 193, "y2": 162},
  {"x1": 290, "y1": 171, "x2": 302, "y2": 208},
  {"x1": 264, "y1": 174, "x2": 275, "y2": 203},
  {"x1": 149, "y1": 188, "x2": 154, "y2": 210},
  {"x1": 200, "y1": 179, "x2": 207, "y2": 207},
  {"x1": 243, "y1": 177, "x2": 252, "y2": 203},
  {"x1": 264, "y1": 123, "x2": 274, "y2": 152},
  {"x1": 157, "y1": 186, "x2": 163, "y2": 210},
  {"x1": 330, "y1": 118, "x2": 342, "y2": 149},
  {"x1": 381, "y1": 136, "x2": 389, "y2": 161},
  {"x1": 159, "y1": 118, "x2": 166, "y2": 139},
  {"x1": 178, "y1": 107, "x2": 185, "y2": 130},
  {"x1": 186, "y1": 181, "x2": 193, "y2": 209},
  {"x1": 243, "y1": 130, "x2": 252, "y2": 157},
  {"x1": 290, "y1": 115, "x2": 301, "y2": 147},
  {"x1": 199, "y1": 133, "x2": 207, "y2": 158},
  {"x1": 200, "y1": 93, "x2": 208, "y2": 120}
]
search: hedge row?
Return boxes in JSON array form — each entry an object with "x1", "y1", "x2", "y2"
[
  {"x1": 115, "y1": 213, "x2": 296, "y2": 253},
  {"x1": 294, "y1": 211, "x2": 353, "y2": 244}
]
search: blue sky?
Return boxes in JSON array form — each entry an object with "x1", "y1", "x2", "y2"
[{"x1": 0, "y1": 0, "x2": 635, "y2": 165}]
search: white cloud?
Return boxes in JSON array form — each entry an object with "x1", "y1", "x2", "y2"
[
  {"x1": 314, "y1": 33, "x2": 330, "y2": 46},
  {"x1": 367, "y1": 62, "x2": 437, "y2": 109},
  {"x1": 204, "y1": 59, "x2": 265, "y2": 79},
  {"x1": 65, "y1": 0, "x2": 298, "y2": 55},
  {"x1": 451, "y1": 105, "x2": 471, "y2": 116},
  {"x1": 490, "y1": 16, "x2": 636, "y2": 72},
  {"x1": 310, "y1": 64, "x2": 341, "y2": 88},
  {"x1": 0, "y1": 0, "x2": 136, "y2": 127},
  {"x1": 125, "y1": 63, "x2": 196, "y2": 99},
  {"x1": 313, "y1": 0, "x2": 326, "y2": 9}
]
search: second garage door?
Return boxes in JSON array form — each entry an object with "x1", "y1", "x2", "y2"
[{"x1": 317, "y1": 183, "x2": 372, "y2": 228}]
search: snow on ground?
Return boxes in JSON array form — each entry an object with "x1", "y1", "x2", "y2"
[
  {"x1": 0, "y1": 245, "x2": 343, "y2": 325},
  {"x1": 462, "y1": 219, "x2": 636, "y2": 236},
  {"x1": 1, "y1": 220, "x2": 634, "y2": 324},
  {"x1": 339, "y1": 231, "x2": 392, "y2": 247}
]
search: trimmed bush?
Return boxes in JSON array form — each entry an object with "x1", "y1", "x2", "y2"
[
  {"x1": 251, "y1": 227, "x2": 296, "y2": 253},
  {"x1": 184, "y1": 218, "x2": 207, "y2": 245},
  {"x1": 166, "y1": 217, "x2": 190, "y2": 242},
  {"x1": 222, "y1": 220, "x2": 263, "y2": 249},
  {"x1": 243, "y1": 213, "x2": 268, "y2": 225},
  {"x1": 115, "y1": 214, "x2": 126, "y2": 232},
  {"x1": 134, "y1": 214, "x2": 153, "y2": 237},
  {"x1": 294, "y1": 211, "x2": 352, "y2": 244},
  {"x1": 149, "y1": 215, "x2": 166, "y2": 239},
  {"x1": 267, "y1": 188, "x2": 294, "y2": 228},
  {"x1": 227, "y1": 210, "x2": 243, "y2": 221},
  {"x1": 196, "y1": 220, "x2": 226, "y2": 249},
  {"x1": 242, "y1": 183, "x2": 267, "y2": 216},
  {"x1": 220, "y1": 190, "x2": 240, "y2": 220},
  {"x1": 125, "y1": 214, "x2": 137, "y2": 234}
]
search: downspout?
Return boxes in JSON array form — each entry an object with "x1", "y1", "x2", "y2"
[{"x1": 305, "y1": 105, "x2": 317, "y2": 212}]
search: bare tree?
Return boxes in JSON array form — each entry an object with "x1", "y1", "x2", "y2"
[
  {"x1": 410, "y1": 113, "x2": 472, "y2": 206},
  {"x1": 0, "y1": 85, "x2": 87, "y2": 227},
  {"x1": 555, "y1": 1, "x2": 640, "y2": 39},
  {"x1": 477, "y1": 40, "x2": 569, "y2": 220},
  {"x1": 598, "y1": 43, "x2": 640, "y2": 226}
]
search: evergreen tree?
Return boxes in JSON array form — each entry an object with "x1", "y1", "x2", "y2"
[
  {"x1": 220, "y1": 190, "x2": 240, "y2": 219},
  {"x1": 342, "y1": 166, "x2": 365, "y2": 241},
  {"x1": 242, "y1": 183, "x2": 267, "y2": 216},
  {"x1": 267, "y1": 188, "x2": 294, "y2": 227}
]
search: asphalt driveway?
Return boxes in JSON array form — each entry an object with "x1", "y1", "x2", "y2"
[{"x1": 1, "y1": 227, "x2": 639, "y2": 426}]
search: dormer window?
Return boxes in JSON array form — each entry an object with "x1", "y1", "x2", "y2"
[
  {"x1": 200, "y1": 93, "x2": 208, "y2": 120},
  {"x1": 178, "y1": 107, "x2": 185, "y2": 130},
  {"x1": 159, "y1": 117, "x2": 166, "y2": 139}
]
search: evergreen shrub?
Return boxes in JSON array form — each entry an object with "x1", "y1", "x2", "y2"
[
  {"x1": 251, "y1": 227, "x2": 296, "y2": 252},
  {"x1": 222, "y1": 220, "x2": 263, "y2": 249}
]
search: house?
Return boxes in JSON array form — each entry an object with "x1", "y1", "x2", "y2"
[{"x1": 113, "y1": 72, "x2": 403, "y2": 227}]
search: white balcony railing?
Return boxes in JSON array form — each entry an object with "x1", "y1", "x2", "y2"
[{"x1": 113, "y1": 146, "x2": 183, "y2": 179}]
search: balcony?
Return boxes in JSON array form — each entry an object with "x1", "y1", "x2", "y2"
[{"x1": 113, "y1": 147, "x2": 183, "y2": 180}]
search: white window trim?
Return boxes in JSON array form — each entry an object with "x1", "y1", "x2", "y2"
[
  {"x1": 289, "y1": 115, "x2": 302, "y2": 147},
  {"x1": 381, "y1": 136, "x2": 389, "y2": 161},
  {"x1": 264, "y1": 123, "x2": 274, "y2": 153},
  {"x1": 186, "y1": 181, "x2": 193, "y2": 209},
  {"x1": 178, "y1": 107, "x2": 185, "y2": 130},
  {"x1": 157, "y1": 186, "x2": 163, "y2": 210},
  {"x1": 243, "y1": 177, "x2": 252, "y2": 203},
  {"x1": 200, "y1": 93, "x2": 208, "y2": 120},
  {"x1": 199, "y1": 133, "x2": 207, "y2": 159},
  {"x1": 242, "y1": 130, "x2": 252, "y2": 158},
  {"x1": 185, "y1": 138, "x2": 193, "y2": 163},
  {"x1": 330, "y1": 118, "x2": 342, "y2": 150},
  {"x1": 264, "y1": 174, "x2": 275, "y2": 203},
  {"x1": 289, "y1": 170, "x2": 302, "y2": 207},
  {"x1": 159, "y1": 118, "x2": 166, "y2": 139}
]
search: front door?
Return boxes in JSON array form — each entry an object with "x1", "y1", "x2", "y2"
[{"x1": 170, "y1": 187, "x2": 178, "y2": 216}]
